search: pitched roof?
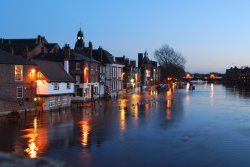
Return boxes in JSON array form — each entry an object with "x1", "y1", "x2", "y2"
[
  {"x1": 92, "y1": 48, "x2": 115, "y2": 64},
  {"x1": 31, "y1": 59, "x2": 75, "y2": 82},
  {"x1": 35, "y1": 52, "x2": 64, "y2": 62},
  {"x1": 0, "y1": 49, "x2": 35, "y2": 65},
  {"x1": 0, "y1": 43, "x2": 39, "y2": 56},
  {"x1": 45, "y1": 43, "x2": 59, "y2": 52},
  {"x1": 0, "y1": 36, "x2": 48, "y2": 45},
  {"x1": 70, "y1": 52, "x2": 100, "y2": 63}
]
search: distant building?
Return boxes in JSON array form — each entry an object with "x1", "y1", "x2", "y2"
[
  {"x1": 0, "y1": 35, "x2": 53, "y2": 59},
  {"x1": 138, "y1": 51, "x2": 159, "y2": 89},
  {"x1": 115, "y1": 56, "x2": 140, "y2": 93},
  {"x1": 0, "y1": 49, "x2": 37, "y2": 114}
]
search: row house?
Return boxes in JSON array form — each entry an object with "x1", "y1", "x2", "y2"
[
  {"x1": 115, "y1": 56, "x2": 140, "y2": 93},
  {"x1": 0, "y1": 49, "x2": 37, "y2": 114},
  {"x1": 93, "y1": 47, "x2": 124, "y2": 98},
  {"x1": 138, "y1": 51, "x2": 159, "y2": 90},
  {"x1": 63, "y1": 45, "x2": 100, "y2": 101},
  {"x1": 0, "y1": 36, "x2": 75, "y2": 112},
  {"x1": 74, "y1": 29, "x2": 124, "y2": 99},
  {"x1": 69, "y1": 30, "x2": 101, "y2": 101},
  {"x1": 32, "y1": 59, "x2": 75, "y2": 111}
]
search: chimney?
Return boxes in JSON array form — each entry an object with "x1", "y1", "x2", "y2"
[
  {"x1": 37, "y1": 35, "x2": 42, "y2": 44},
  {"x1": 138, "y1": 53, "x2": 143, "y2": 68},
  {"x1": 89, "y1": 41, "x2": 92, "y2": 50},
  {"x1": 99, "y1": 46, "x2": 103, "y2": 61},
  {"x1": 63, "y1": 44, "x2": 70, "y2": 74},
  {"x1": 63, "y1": 44, "x2": 70, "y2": 60}
]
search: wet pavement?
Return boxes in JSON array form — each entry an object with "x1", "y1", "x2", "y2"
[{"x1": 1, "y1": 84, "x2": 250, "y2": 167}]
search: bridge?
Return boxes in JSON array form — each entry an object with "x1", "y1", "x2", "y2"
[{"x1": 183, "y1": 73, "x2": 224, "y2": 82}]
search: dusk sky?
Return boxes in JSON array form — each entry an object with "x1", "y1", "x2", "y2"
[{"x1": 1, "y1": 0, "x2": 250, "y2": 73}]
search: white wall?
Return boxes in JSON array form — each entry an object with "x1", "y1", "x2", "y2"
[
  {"x1": 48, "y1": 82, "x2": 74, "y2": 95},
  {"x1": 36, "y1": 80, "x2": 49, "y2": 95},
  {"x1": 36, "y1": 80, "x2": 74, "y2": 95}
]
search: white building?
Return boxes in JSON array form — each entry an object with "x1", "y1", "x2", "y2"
[{"x1": 32, "y1": 59, "x2": 75, "y2": 111}]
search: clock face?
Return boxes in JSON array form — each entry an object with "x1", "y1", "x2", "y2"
[{"x1": 78, "y1": 36, "x2": 81, "y2": 40}]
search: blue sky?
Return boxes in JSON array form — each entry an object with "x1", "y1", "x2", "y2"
[{"x1": 1, "y1": 0, "x2": 250, "y2": 73}]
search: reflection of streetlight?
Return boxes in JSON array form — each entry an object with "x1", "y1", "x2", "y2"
[{"x1": 79, "y1": 120, "x2": 91, "y2": 147}]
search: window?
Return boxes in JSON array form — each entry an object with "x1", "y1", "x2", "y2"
[
  {"x1": 15, "y1": 65, "x2": 23, "y2": 81},
  {"x1": 53, "y1": 82, "x2": 59, "y2": 90},
  {"x1": 57, "y1": 98, "x2": 61, "y2": 106},
  {"x1": 76, "y1": 75, "x2": 80, "y2": 84},
  {"x1": 76, "y1": 88, "x2": 83, "y2": 97},
  {"x1": 63, "y1": 97, "x2": 68, "y2": 105},
  {"x1": 17, "y1": 87, "x2": 23, "y2": 98},
  {"x1": 49, "y1": 98, "x2": 55, "y2": 107},
  {"x1": 67, "y1": 83, "x2": 71, "y2": 89},
  {"x1": 76, "y1": 63, "x2": 81, "y2": 70}
]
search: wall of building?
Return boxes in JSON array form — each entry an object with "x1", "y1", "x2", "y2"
[
  {"x1": 0, "y1": 64, "x2": 36, "y2": 114},
  {"x1": 36, "y1": 80, "x2": 74, "y2": 95},
  {"x1": 39, "y1": 95, "x2": 72, "y2": 111}
]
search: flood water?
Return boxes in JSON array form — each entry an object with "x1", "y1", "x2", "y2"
[{"x1": 1, "y1": 84, "x2": 250, "y2": 167}]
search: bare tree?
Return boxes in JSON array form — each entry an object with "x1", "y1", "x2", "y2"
[{"x1": 154, "y1": 44, "x2": 186, "y2": 81}]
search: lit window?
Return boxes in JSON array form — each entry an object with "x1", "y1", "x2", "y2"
[
  {"x1": 15, "y1": 65, "x2": 23, "y2": 81},
  {"x1": 53, "y1": 82, "x2": 59, "y2": 90},
  {"x1": 17, "y1": 87, "x2": 23, "y2": 98}
]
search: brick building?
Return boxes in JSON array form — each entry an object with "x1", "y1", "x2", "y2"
[{"x1": 0, "y1": 49, "x2": 37, "y2": 114}]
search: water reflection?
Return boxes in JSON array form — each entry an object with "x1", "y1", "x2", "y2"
[
  {"x1": 0, "y1": 88, "x2": 186, "y2": 166},
  {"x1": 224, "y1": 85, "x2": 250, "y2": 99},
  {"x1": 210, "y1": 83, "x2": 214, "y2": 106},
  {"x1": 79, "y1": 120, "x2": 91, "y2": 148},
  {"x1": 22, "y1": 116, "x2": 48, "y2": 158},
  {"x1": 166, "y1": 89, "x2": 172, "y2": 120}
]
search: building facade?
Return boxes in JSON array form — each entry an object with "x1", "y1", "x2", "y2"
[
  {"x1": 32, "y1": 59, "x2": 75, "y2": 111},
  {"x1": 93, "y1": 47, "x2": 124, "y2": 98},
  {"x1": 0, "y1": 49, "x2": 37, "y2": 114}
]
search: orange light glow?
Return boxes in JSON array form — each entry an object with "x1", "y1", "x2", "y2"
[
  {"x1": 84, "y1": 67, "x2": 89, "y2": 83},
  {"x1": 31, "y1": 69, "x2": 36, "y2": 74},
  {"x1": 210, "y1": 74, "x2": 215, "y2": 79},
  {"x1": 120, "y1": 109, "x2": 126, "y2": 131},
  {"x1": 166, "y1": 108, "x2": 171, "y2": 120},
  {"x1": 23, "y1": 117, "x2": 48, "y2": 159},
  {"x1": 79, "y1": 120, "x2": 91, "y2": 147}
]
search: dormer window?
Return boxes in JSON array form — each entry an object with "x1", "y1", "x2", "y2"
[{"x1": 15, "y1": 65, "x2": 23, "y2": 81}]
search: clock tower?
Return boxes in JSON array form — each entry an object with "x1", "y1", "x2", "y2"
[{"x1": 75, "y1": 28, "x2": 85, "y2": 51}]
